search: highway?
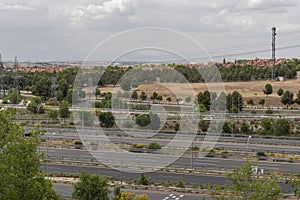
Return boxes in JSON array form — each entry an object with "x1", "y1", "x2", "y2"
[
  {"x1": 42, "y1": 147, "x2": 300, "y2": 173},
  {"x1": 45, "y1": 163, "x2": 292, "y2": 192},
  {"x1": 41, "y1": 127, "x2": 300, "y2": 146},
  {"x1": 52, "y1": 183, "x2": 212, "y2": 199},
  {"x1": 42, "y1": 131, "x2": 300, "y2": 155}
]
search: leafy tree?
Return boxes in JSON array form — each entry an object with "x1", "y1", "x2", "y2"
[
  {"x1": 227, "y1": 91, "x2": 243, "y2": 112},
  {"x1": 135, "y1": 114, "x2": 151, "y2": 127},
  {"x1": 95, "y1": 88, "x2": 101, "y2": 100},
  {"x1": 138, "y1": 173, "x2": 150, "y2": 186},
  {"x1": 131, "y1": 91, "x2": 138, "y2": 100},
  {"x1": 213, "y1": 161, "x2": 281, "y2": 200},
  {"x1": 174, "y1": 122, "x2": 180, "y2": 132},
  {"x1": 281, "y1": 91, "x2": 294, "y2": 108},
  {"x1": 197, "y1": 103, "x2": 207, "y2": 112},
  {"x1": 287, "y1": 174, "x2": 300, "y2": 198},
  {"x1": 150, "y1": 92, "x2": 158, "y2": 102},
  {"x1": 157, "y1": 95, "x2": 163, "y2": 101},
  {"x1": 72, "y1": 171, "x2": 109, "y2": 200},
  {"x1": 240, "y1": 121, "x2": 250, "y2": 134},
  {"x1": 261, "y1": 118, "x2": 274, "y2": 135},
  {"x1": 197, "y1": 90, "x2": 211, "y2": 110},
  {"x1": 274, "y1": 119, "x2": 291, "y2": 136},
  {"x1": 99, "y1": 112, "x2": 115, "y2": 128},
  {"x1": 222, "y1": 121, "x2": 232, "y2": 134},
  {"x1": 55, "y1": 90, "x2": 64, "y2": 101},
  {"x1": 66, "y1": 89, "x2": 73, "y2": 104},
  {"x1": 263, "y1": 83, "x2": 273, "y2": 96},
  {"x1": 59, "y1": 100, "x2": 70, "y2": 122},
  {"x1": 199, "y1": 118, "x2": 210, "y2": 132},
  {"x1": 48, "y1": 110, "x2": 59, "y2": 121},
  {"x1": 113, "y1": 186, "x2": 121, "y2": 200},
  {"x1": 27, "y1": 96, "x2": 45, "y2": 114},
  {"x1": 277, "y1": 88, "x2": 284, "y2": 96},
  {"x1": 166, "y1": 97, "x2": 172, "y2": 103},
  {"x1": 0, "y1": 110, "x2": 58, "y2": 200},
  {"x1": 258, "y1": 99, "x2": 265, "y2": 106},
  {"x1": 7, "y1": 88, "x2": 22, "y2": 104},
  {"x1": 140, "y1": 91, "x2": 147, "y2": 101},
  {"x1": 247, "y1": 99, "x2": 254, "y2": 107}
]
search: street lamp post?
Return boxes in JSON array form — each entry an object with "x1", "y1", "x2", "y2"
[{"x1": 246, "y1": 135, "x2": 252, "y2": 160}]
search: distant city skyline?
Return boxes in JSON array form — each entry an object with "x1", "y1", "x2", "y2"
[{"x1": 0, "y1": 0, "x2": 300, "y2": 62}]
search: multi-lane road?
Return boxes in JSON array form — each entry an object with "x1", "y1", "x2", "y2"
[
  {"x1": 41, "y1": 130, "x2": 300, "y2": 155},
  {"x1": 52, "y1": 183, "x2": 212, "y2": 200},
  {"x1": 42, "y1": 147, "x2": 300, "y2": 173}
]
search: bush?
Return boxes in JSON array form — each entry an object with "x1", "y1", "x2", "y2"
[
  {"x1": 256, "y1": 151, "x2": 267, "y2": 157},
  {"x1": 133, "y1": 143, "x2": 144, "y2": 148},
  {"x1": 176, "y1": 180, "x2": 185, "y2": 188},
  {"x1": 74, "y1": 140, "x2": 83, "y2": 145},
  {"x1": 147, "y1": 142, "x2": 161, "y2": 150}
]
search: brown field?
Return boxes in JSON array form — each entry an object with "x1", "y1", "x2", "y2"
[{"x1": 99, "y1": 73, "x2": 300, "y2": 107}]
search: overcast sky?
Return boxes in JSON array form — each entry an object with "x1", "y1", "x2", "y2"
[{"x1": 0, "y1": 0, "x2": 300, "y2": 62}]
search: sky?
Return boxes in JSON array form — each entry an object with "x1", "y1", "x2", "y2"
[{"x1": 0, "y1": 0, "x2": 300, "y2": 62}]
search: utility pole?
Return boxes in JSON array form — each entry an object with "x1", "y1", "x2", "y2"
[
  {"x1": 0, "y1": 54, "x2": 5, "y2": 98},
  {"x1": 13, "y1": 56, "x2": 21, "y2": 94},
  {"x1": 0, "y1": 54, "x2": 3, "y2": 71},
  {"x1": 271, "y1": 27, "x2": 276, "y2": 81}
]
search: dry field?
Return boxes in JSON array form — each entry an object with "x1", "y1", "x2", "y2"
[{"x1": 99, "y1": 73, "x2": 300, "y2": 107}]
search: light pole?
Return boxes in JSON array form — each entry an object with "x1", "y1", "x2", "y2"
[{"x1": 246, "y1": 135, "x2": 252, "y2": 160}]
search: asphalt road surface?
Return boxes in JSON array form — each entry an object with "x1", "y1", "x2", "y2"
[
  {"x1": 52, "y1": 183, "x2": 212, "y2": 199},
  {"x1": 42, "y1": 147, "x2": 300, "y2": 173},
  {"x1": 46, "y1": 163, "x2": 292, "y2": 192}
]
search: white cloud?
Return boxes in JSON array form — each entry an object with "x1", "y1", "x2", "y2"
[{"x1": 0, "y1": 3, "x2": 34, "y2": 11}]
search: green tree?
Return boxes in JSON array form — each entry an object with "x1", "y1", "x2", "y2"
[
  {"x1": 274, "y1": 119, "x2": 291, "y2": 136},
  {"x1": 214, "y1": 161, "x2": 281, "y2": 200},
  {"x1": 166, "y1": 97, "x2": 172, "y2": 103},
  {"x1": 59, "y1": 101, "x2": 70, "y2": 122},
  {"x1": 138, "y1": 173, "x2": 149, "y2": 186},
  {"x1": 0, "y1": 110, "x2": 58, "y2": 200},
  {"x1": 135, "y1": 114, "x2": 151, "y2": 127},
  {"x1": 222, "y1": 121, "x2": 232, "y2": 134},
  {"x1": 72, "y1": 171, "x2": 109, "y2": 200},
  {"x1": 227, "y1": 91, "x2": 243, "y2": 112},
  {"x1": 277, "y1": 88, "x2": 284, "y2": 96},
  {"x1": 240, "y1": 121, "x2": 250, "y2": 134},
  {"x1": 131, "y1": 90, "x2": 138, "y2": 100},
  {"x1": 261, "y1": 118, "x2": 274, "y2": 135},
  {"x1": 281, "y1": 91, "x2": 294, "y2": 108},
  {"x1": 197, "y1": 90, "x2": 211, "y2": 110},
  {"x1": 7, "y1": 88, "x2": 22, "y2": 104},
  {"x1": 27, "y1": 96, "x2": 45, "y2": 114},
  {"x1": 95, "y1": 88, "x2": 101, "y2": 100},
  {"x1": 140, "y1": 91, "x2": 147, "y2": 101},
  {"x1": 263, "y1": 83, "x2": 273, "y2": 96},
  {"x1": 258, "y1": 99, "x2": 265, "y2": 106},
  {"x1": 48, "y1": 110, "x2": 59, "y2": 121},
  {"x1": 247, "y1": 99, "x2": 254, "y2": 107},
  {"x1": 99, "y1": 112, "x2": 115, "y2": 128},
  {"x1": 113, "y1": 186, "x2": 121, "y2": 200},
  {"x1": 198, "y1": 103, "x2": 207, "y2": 112},
  {"x1": 287, "y1": 174, "x2": 300, "y2": 198}
]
